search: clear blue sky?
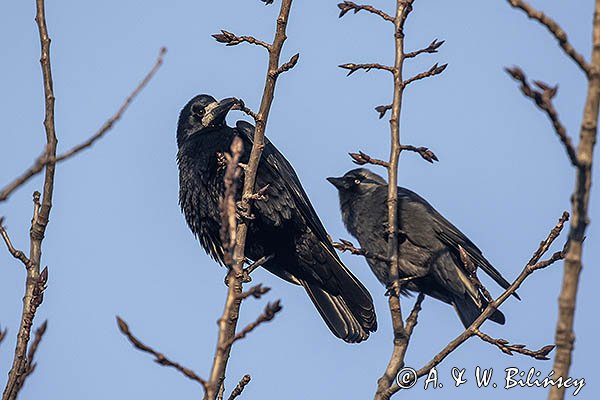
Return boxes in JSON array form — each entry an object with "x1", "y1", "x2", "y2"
[{"x1": 0, "y1": 1, "x2": 596, "y2": 399}]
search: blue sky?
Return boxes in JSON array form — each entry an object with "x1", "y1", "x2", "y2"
[{"x1": 0, "y1": 1, "x2": 596, "y2": 399}]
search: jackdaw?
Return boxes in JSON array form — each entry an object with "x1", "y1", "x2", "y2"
[
  {"x1": 177, "y1": 95, "x2": 377, "y2": 343},
  {"x1": 328, "y1": 168, "x2": 517, "y2": 327}
]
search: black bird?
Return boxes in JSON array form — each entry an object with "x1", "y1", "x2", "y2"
[
  {"x1": 327, "y1": 168, "x2": 517, "y2": 328},
  {"x1": 177, "y1": 95, "x2": 377, "y2": 343}
]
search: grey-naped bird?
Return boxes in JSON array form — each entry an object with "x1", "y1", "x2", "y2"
[
  {"x1": 327, "y1": 168, "x2": 518, "y2": 327},
  {"x1": 177, "y1": 94, "x2": 377, "y2": 343}
]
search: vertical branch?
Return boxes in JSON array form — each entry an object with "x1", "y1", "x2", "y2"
[
  {"x1": 375, "y1": 1, "x2": 414, "y2": 398},
  {"x1": 549, "y1": 1, "x2": 600, "y2": 398},
  {"x1": 205, "y1": 1, "x2": 295, "y2": 399},
  {"x1": 3, "y1": 0, "x2": 56, "y2": 399}
]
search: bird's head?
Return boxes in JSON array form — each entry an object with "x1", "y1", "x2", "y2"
[
  {"x1": 327, "y1": 168, "x2": 386, "y2": 197},
  {"x1": 177, "y1": 94, "x2": 237, "y2": 146}
]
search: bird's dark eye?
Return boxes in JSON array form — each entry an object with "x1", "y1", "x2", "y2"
[
  {"x1": 354, "y1": 179, "x2": 361, "y2": 185},
  {"x1": 191, "y1": 104, "x2": 205, "y2": 116}
]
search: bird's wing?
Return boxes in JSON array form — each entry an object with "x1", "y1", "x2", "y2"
[
  {"x1": 235, "y1": 120, "x2": 332, "y2": 244},
  {"x1": 397, "y1": 187, "x2": 517, "y2": 296}
]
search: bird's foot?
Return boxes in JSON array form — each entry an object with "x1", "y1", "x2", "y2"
[
  {"x1": 246, "y1": 184, "x2": 270, "y2": 202},
  {"x1": 385, "y1": 276, "x2": 417, "y2": 296},
  {"x1": 235, "y1": 201, "x2": 255, "y2": 220}
]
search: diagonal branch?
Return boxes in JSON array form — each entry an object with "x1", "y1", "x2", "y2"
[
  {"x1": 337, "y1": 1, "x2": 394, "y2": 22},
  {"x1": 227, "y1": 375, "x2": 251, "y2": 400},
  {"x1": 399, "y1": 144, "x2": 438, "y2": 163},
  {"x1": 473, "y1": 328, "x2": 555, "y2": 360},
  {"x1": 116, "y1": 317, "x2": 207, "y2": 389},
  {"x1": 402, "y1": 63, "x2": 447, "y2": 87},
  {"x1": 220, "y1": 300, "x2": 282, "y2": 350},
  {"x1": 381, "y1": 212, "x2": 569, "y2": 399},
  {"x1": 505, "y1": 66, "x2": 578, "y2": 166},
  {"x1": 0, "y1": 47, "x2": 167, "y2": 203},
  {"x1": 333, "y1": 238, "x2": 390, "y2": 264},
  {"x1": 405, "y1": 39, "x2": 445, "y2": 58},
  {"x1": 506, "y1": 0, "x2": 591, "y2": 76},
  {"x1": 0, "y1": 218, "x2": 32, "y2": 268}
]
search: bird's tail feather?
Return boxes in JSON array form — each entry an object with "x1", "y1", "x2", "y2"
[
  {"x1": 301, "y1": 280, "x2": 375, "y2": 343},
  {"x1": 452, "y1": 293, "x2": 505, "y2": 328}
]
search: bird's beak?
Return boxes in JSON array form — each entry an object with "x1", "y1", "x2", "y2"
[
  {"x1": 201, "y1": 97, "x2": 237, "y2": 127},
  {"x1": 327, "y1": 176, "x2": 346, "y2": 190}
]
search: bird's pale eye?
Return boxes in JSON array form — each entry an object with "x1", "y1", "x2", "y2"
[{"x1": 354, "y1": 179, "x2": 361, "y2": 185}]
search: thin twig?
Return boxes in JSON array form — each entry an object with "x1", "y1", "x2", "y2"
[
  {"x1": 0, "y1": 47, "x2": 167, "y2": 203},
  {"x1": 227, "y1": 375, "x2": 251, "y2": 400},
  {"x1": 333, "y1": 239, "x2": 390, "y2": 263},
  {"x1": 213, "y1": 30, "x2": 271, "y2": 50},
  {"x1": 349, "y1": 151, "x2": 390, "y2": 168},
  {"x1": 473, "y1": 328, "x2": 555, "y2": 360},
  {"x1": 0, "y1": 218, "x2": 32, "y2": 268},
  {"x1": 220, "y1": 301, "x2": 282, "y2": 350},
  {"x1": 402, "y1": 63, "x2": 447, "y2": 87},
  {"x1": 116, "y1": 317, "x2": 207, "y2": 389},
  {"x1": 405, "y1": 39, "x2": 445, "y2": 58},
  {"x1": 339, "y1": 62, "x2": 395, "y2": 76},
  {"x1": 337, "y1": 1, "x2": 394, "y2": 22},
  {"x1": 505, "y1": 66, "x2": 578, "y2": 166},
  {"x1": 219, "y1": 137, "x2": 244, "y2": 265},
  {"x1": 506, "y1": 0, "x2": 591, "y2": 76},
  {"x1": 236, "y1": 284, "x2": 271, "y2": 301},
  {"x1": 399, "y1": 144, "x2": 438, "y2": 163}
]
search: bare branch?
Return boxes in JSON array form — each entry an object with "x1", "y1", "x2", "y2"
[
  {"x1": 3, "y1": 1, "x2": 57, "y2": 396},
  {"x1": 399, "y1": 144, "x2": 438, "y2": 163},
  {"x1": 227, "y1": 375, "x2": 251, "y2": 400},
  {"x1": 219, "y1": 137, "x2": 244, "y2": 265},
  {"x1": 339, "y1": 62, "x2": 395, "y2": 76},
  {"x1": 402, "y1": 63, "x2": 447, "y2": 87},
  {"x1": 205, "y1": 2, "x2": 295, "y2": 398},
  {"x1": 404, "y1": 293, "x2": 425, "y2": 337},
  {"x1": 405, "y1": 39, "x2": 445, "y2": 58},
  {"x1": 349, "y1": 151, "x2": 390, "y2": 168},
  {"x1": 333, "y1": 238, "x2": 390, "y2": 263},
  {"x1": 220, "y1": 300, "x2": 282, "y2": 350},
  {"x1": 375, "y1": 104, "x2": 392, "y2": 119},
  {"x1": 243, "y1": 254, "x2": 274, "y2": 277},
  {"x1": 232, "y1": 98, "x2": 258, "y2": 121},
  {"x1": 382, "y1": 212, "x2": 569, "y2": 399},
  {"x1": 0, "y1": 47, "x2": 167, "y2": 203},
  {"x1": 0, "y1": 218, "x2": 32, "y2": 268},
  {"x1": 506, "y1": 0, "x2": 591, "y2": 76},
  {"x1": 274, "y1": 53, "x2": 300, "y2": 77},
  {"x1": 473, "y1": 328, "x2": 555, "y2": 360},
  {"x1": 116, "y1": 317, "x2": 207, "y2": 390},
  {"x1": 337, "y1": 1, "x2": 394, "y2": 22},
  {"x1": 458, "y1": 245, "x2": 493, "y2": 303},
  {"x1": 505, "y1": 67, "x2": 578, "y2": 166},
  {"x1": 237, "y1": 284, "x2": 271, "y2": 301},
  {"x1": 212, "y1": 30, "x2": 271, "y2": 50},
  {"x1": 0, "y1": 326, "x2": 7, "y2": 347}
]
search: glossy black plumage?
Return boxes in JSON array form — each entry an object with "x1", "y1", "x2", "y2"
[
  {"x1": 177, "y1": 95, "x2": 376, "y2": 343},
  {"x1": 328, "y1": 168, "x2": 518, "y2": 328}
]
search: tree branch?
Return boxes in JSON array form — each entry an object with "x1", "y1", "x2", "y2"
[
  {"x1": 339, "y1": 62, "x2": 395, "y2": 76},
  {"x1": 506, "y1": 0, "x2": 591, "y2": 76},
  {"x1": 505, "y1": 66, "x2": 578, "y2": 167},
  {"x1": 349, "y1": 151, "x2": 390, "y2": 168},
  {"x1": 405, "y1": 39, "x2": 445, "y2": 58},
  {"x1": 0, "y1": 47, "x2": 167, "y2": 203},
  {"x1": 220, "y1": 300, "x2": 282, "y2": 350},
  {"x1": 227, "y1": 375, "x2": 251, "y2": 400},
  {"x1": 204, "y1": 2, "x2": 295, "y2": 399},
  {"x1": 381, "y1": 212, "x2": 569, "y2": 399},
  {"x1": 116, "y1": 317, "x2": 207, "y2": 390},
  {"x1": 3, "y1": 0, "x2": 57, "y2": 396},
  {"x1": 337, "y1": 1, "x2": 394, "y2": 23},
  {"x1": 333, "y1": 238, "x2": 390, "y2": 263},
  {"x1": 402, "y1": 63, "x2": 447, "y2": 87}
]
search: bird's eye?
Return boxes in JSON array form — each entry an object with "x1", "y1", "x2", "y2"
[
  {"x1": 354, "y1": 179, "x2": 361, "y2": 185},
  {"x1": 191, "y1": 104, "x2": 205, "y2": 116}
]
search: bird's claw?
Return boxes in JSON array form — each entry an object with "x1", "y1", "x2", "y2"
[{"x1": 236, "y1": 201, "x2": 255, "y2": 220}]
